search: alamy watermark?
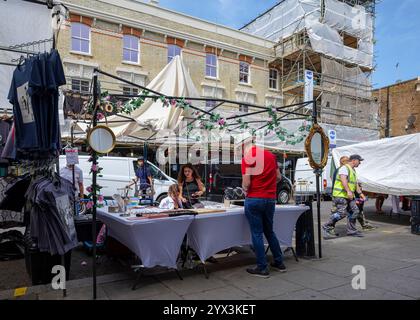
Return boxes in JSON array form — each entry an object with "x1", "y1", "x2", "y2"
[
  {"x1": 51, "y1": 265, "x2": 66, "y2": 290},
  {"x1": 351, "y1": 265, "x2": 366, "y2": 290}
]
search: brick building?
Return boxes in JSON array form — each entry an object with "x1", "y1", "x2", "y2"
[
  {"x1": 58, "y1": 0, "x2": 281, "y2": 114},
  {"x1": 58, "y1": 0, "x2": 380, "y2": 150},
  {"x1": 373, "y1": 77, "x2": 420, "y2": 138}
]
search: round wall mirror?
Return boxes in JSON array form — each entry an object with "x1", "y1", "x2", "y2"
[
  {"x1": 87, "y1": 125, "x2": 116, "y2": 154},
  {"x1": 305, "y1": 124, "x2": 329, "y2": 169}
]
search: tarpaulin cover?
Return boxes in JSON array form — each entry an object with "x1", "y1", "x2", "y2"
[{"x1": 332, "y1": 133, "x2": 420, "y2": 196}]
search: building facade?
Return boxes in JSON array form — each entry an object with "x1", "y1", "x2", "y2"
[
  {"x1": 373, "y1": 77, "x2": 420, "y2": 138},
  {"x1": 58, "y1": 0, "x2": 284, "y2": 116},
  {"x1": 58, "y1": 0, "x2": 380, "y2": 150},
  {"x1": 241, "y1": 0, "x2": 380, "y2": 145}
]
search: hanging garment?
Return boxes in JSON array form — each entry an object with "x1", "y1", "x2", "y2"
[
  {"x1": 26, "y1": 176, "x2": 77, "y2": 255},
  {"x1": 0, "y1": 119, "x2": 11, "y2": 155},
  {"x1": 7, "y1": 50, "x2": 66, "y2": 155},
  {"x1": 0, "y1": 174, "x2": 31, "y2": 212},
  {"x1": 7, "y1": 57, "x2": 40, "y2": 151},
  {"x1": 63, "y1": 95, "x2": 84, "y2": 118},
  {"x1": 1, "y1": 122, "x2": 15, "y2": 160}
]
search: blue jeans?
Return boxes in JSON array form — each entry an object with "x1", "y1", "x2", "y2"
[{"x1": 245, "y1": 198, "x2": 283, "y2": 270}]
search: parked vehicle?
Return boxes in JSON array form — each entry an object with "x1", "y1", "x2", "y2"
[
  {"x1": 294, "y1": 156, "x2": 333, "y2": 199},
  {"x1": 59, "y1": 155, "x2": 176, "y2": 202},
  {"x1": 207, "y1": 163, "x2": 293, "y2": 204}
]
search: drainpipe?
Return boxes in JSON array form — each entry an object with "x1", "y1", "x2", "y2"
[{"x1": 385, "y1": 87, "x2": 390, "y2": 137}]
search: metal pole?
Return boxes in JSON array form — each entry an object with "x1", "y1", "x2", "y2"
[
  {"x1": 312, "y1": 100, "x2": 322, "y2": 259},
  {"x1": 92, "y1": 72, "x2": 98, "y2": 300},
  {"x1": 315, "y1": 170, "x2": 322, "y2": 258},
  {"x1": 71, "y1": 124, "x2": 76, "y2": 216}
]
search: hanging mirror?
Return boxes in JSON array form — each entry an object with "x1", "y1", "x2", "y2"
[
  {"x1": 305, "y1": 124, "x2": 329, "y2": 169},
  {"x1": 87, "y1": 125, "x2": 116, "y2": 154}
]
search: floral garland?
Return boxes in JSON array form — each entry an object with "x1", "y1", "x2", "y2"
[
  {"x1": 85, "y1": 149, "x2": 105, "y2": 210},
  {"x1": 85, "y1": 92, "x2": 314, "y2": 152},
  {"x1": 88, "y1": 91, "x2": 311, "y2": 145}
]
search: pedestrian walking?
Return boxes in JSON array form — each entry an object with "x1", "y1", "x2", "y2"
[{"x1": 322, "y1": 154, "x2": 366, "y2": 239}]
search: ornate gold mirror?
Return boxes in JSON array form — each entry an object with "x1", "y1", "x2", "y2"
[
  {"x1": 87, "y1": 125, "x2": 116, "y2": 154},
  {"x1": 305, "y1": 124, "x2": 329, "y2": 169}
]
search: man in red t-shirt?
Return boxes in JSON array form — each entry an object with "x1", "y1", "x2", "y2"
[{"x1": 241, "y1": 138, "x2": 286, "y2": 277}]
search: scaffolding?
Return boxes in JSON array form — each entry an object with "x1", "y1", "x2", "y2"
[{"x1": 242, "y1": 0, "x2": 379, "y2": 132}]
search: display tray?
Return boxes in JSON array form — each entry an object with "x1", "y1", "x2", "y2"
[{"x1": 121, "y1": 208, "x2": 227, "y2": 220}]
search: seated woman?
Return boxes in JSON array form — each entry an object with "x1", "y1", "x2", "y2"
[
  {"x1": 159, "y1": 184, "x2": 183, "y2": 210},
  {"x1": 178, "y1": 163, "x2": 205, "y2": 209}
]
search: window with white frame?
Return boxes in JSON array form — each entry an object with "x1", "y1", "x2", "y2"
[
  {"x1": 269, "y1": 69, "x2": 278, "y2": 90},
  {"x1": 71, "y1": 23, "x2": 90, "y2": 54},
  {"x1": 71, "y1": 78, "x2": 90, "y2": 93},
  {"x1": 122, "y1": 86, "x2": 139, "y2": 96},
  {"x1": 239, "y1": 104, "x2": 249, "y2": 113},
  {"x1": 168, "y1": 44, "x2": 181, "y2": 63},
  {"x1": 239, "y1": 61, "x2": 250, "y2": 84},
  {"x1": 123, "y1": 35, "x2": 140, "y2": 64},
  {"x1": 206, "y1": 53, "x2": 217, "y2": 78}
]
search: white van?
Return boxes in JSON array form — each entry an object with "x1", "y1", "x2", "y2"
[
  {"x1": 59, "y1": 155, "x2": 177, "y2": 202},
  {"x1": 294, "y1": 156, "x2": 333, "y2": 198}
]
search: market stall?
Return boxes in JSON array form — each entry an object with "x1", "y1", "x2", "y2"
[{"x1": 97, "y1": 203, "x2": 309, "y2": 280}]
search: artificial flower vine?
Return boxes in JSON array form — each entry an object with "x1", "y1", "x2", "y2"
[
  {"x1": 88, "y1": 91, "x2": 311, "y2": 146},
  {"x1": 85, "y1": 151, "x2": 105, "y2": 209}
]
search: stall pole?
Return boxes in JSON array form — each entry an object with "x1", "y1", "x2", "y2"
[
  {"x1": 312, "y1": 100, "x2": 322, "y2": 259},
  {"x1": 144, "y1": 142, "x2": 148, "y2": 188},
  {"x1": 91, "y1": 72, "x2": 99, "y2": 300},
  {"x1": 71, "y1": 124, "x2": 77, "y2": 216}
]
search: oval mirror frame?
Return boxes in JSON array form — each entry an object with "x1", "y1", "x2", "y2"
[
  {"x1": 87, "y1": 125, "x2": 116, "y2": 154},
  {"x1": 305, "y1": 124, "x2": 330, "y2": 169}
]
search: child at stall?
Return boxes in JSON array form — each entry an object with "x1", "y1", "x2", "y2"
[{"x1": 159, "y1": 184, "x2": 183, "y2": 210}]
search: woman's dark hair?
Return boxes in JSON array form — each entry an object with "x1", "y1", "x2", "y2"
[{"x1": 177, "y1": 163, "x2": 201, "y2": 184}]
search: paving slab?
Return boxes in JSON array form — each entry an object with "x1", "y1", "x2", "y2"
[
  {"x1": 322, "y1": 284, "x2": 414, "y2": 300},
  {"x1": 268, "y1": 288, "x2": 335, "y2": 300},
  {"x1": 363, "y1": 245, "x2": 420, "y2": 262},
  {"x1": 393, "y1": 265, "x2": 420, "y2": 281},
  {"x1": 157, "y1": 273, "x2": 228, "y2": 296},
  {"x1": 336, "y1": 252, "x2": 416, "y2": 272},
  {"x1": 223, "y1": 271, "x2": 304, "y2": 299},
  {"x1": 305, "y1": 258, "x2": 375, "y2": 278},
  {"x1": 38, "y1": 285, "x2": 109, "y2": 300},
  {"x1": 139, "y1": 291, "x2": 183, "y2": 300},
  {"x1": 365, "y1": 270, "x2": 420, "y2": 299},
  {"x1": 279, "y1": 269, "x2": 349, "y2": 291},
  {"x1": 101, "y1": 278, "x2": 172, "y2": 300},
  {"x1": 182, "y1": 286, "x2": 254, "y2": 300}
]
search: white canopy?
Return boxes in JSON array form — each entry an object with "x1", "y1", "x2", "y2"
[
  {"x1": 332, "y1": 133, "x2": 420, "y2": 196},
  {"x1": 74, "y1": 55, "x2": 197, "y2": 139}
]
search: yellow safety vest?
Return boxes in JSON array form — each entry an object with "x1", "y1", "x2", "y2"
[{"x1": 332, "y1": 164, "x2": 357, "y2": 199}]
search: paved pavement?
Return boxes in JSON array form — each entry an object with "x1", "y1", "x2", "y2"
[{"x1": 1, "y1": 199, "x2": 419, "y2": 300}]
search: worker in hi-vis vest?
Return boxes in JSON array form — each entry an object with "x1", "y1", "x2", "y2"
[{"x1": 322, "y1": 154, "x2": 366, "y2": 239}]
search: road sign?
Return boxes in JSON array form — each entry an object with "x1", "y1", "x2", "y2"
[
  {"x1": 328, "y1": 129, "x2": 337, "y2": 148},
  {"x1": 304, "y1": 70, "x2": 314, "y2": 105}
]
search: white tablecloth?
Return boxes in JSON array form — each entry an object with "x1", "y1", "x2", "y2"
[
  {"x1": 97, "y1": 204, "x2": 309, "y2": 268},
  {"x1": 97, "y1": 210, "x2": 194, "y2": 269},
  {"x1": 187, "y1": 205, "x2": 309, "y2": 262}
]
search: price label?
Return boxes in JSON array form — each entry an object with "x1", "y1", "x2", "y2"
[{"x1": 65, "y1": 148, "x2": 79, "y2": 165}]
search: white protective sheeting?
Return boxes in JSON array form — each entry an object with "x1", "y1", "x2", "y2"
[
  {"x1": 332, "y1": 134, "x2": 420, "y2": 196},
  {"x1": 0, "y1": 0, "x2": 53, "y2": 109},
  {"x1": 321, "y1": 123, "x2": 379, "y2": 147},
  {"x1": 241, "y1": 0, "x2": 374, "y2": 68}
]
